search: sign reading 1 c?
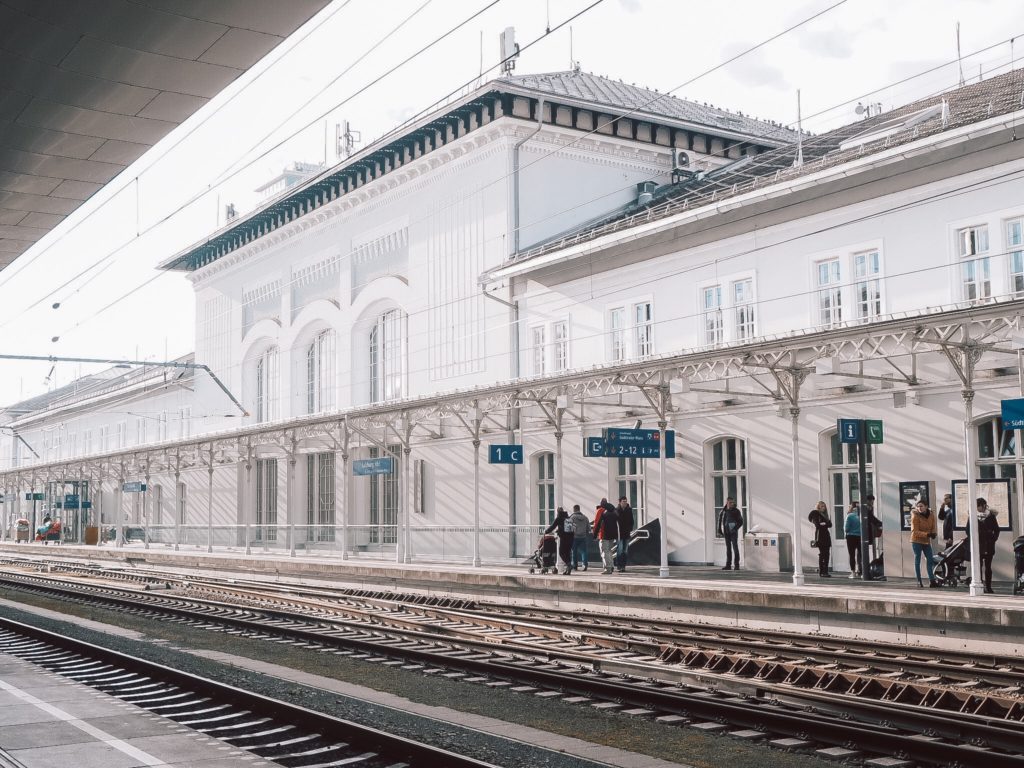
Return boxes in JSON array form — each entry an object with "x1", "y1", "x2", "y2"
[{"x1": 488, "y1": 444, "x2": 524, "y2": 464}]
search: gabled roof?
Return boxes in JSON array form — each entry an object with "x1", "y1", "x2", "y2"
[
  {"x1": 499, "y1": 70, "x2": 799, "y2": 143},
  {"x1": 501, "y1": 67, "x2": 1024, "y2": 269}
]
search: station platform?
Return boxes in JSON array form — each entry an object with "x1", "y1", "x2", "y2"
[
  {"x1": 0, "y1": 644, "x2": 263, "y2": 768},
  {"x1": 1, "y1": 541, "x2": 1021, "y2": 657}
]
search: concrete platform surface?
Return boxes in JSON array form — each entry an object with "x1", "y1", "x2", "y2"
[{"x1": 0, "y1": 651, "x2": 267, "y2": 768}]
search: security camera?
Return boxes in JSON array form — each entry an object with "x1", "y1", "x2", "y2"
[{"x1": 633, "y1": 419, "x2": 642, "y2": 430}]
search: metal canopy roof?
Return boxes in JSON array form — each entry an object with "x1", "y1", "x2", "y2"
[{"x1": 0, "y1": 0, "x2": 332, "y2": 270}]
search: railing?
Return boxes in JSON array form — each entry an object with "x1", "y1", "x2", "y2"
[{"x1": 44, "y1": 523, "x2": 551, "y2": 564}]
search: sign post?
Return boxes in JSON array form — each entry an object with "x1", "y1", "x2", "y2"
[{"x1": 838, "y1": 418, "x2": 883, "y2": 580}]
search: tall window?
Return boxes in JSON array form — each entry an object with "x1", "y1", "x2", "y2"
[
  {"x1": 854, "y1": 250, "x2": 881, "y2": 320},
  {"x1": 703, "y1": 285, "x2": 723, "y2": 346},
  {"x1": 733, "y1": 279, "x2": 755, "y2": 341},
  {"x1": 958, "y1": 224, "x2": 991, "y2": 302},
  {"x1": 99, "y1": 425, "x2": 110, "y2": 452},
  {"x1": 370, "y1": 310, "x2": 403, "y2": 402},
  {"x1": 255, "y1": 346, "x2": 280, "y2": 423},
  {"x1": 826, "y1": 432, "x2": 874, "y2": 540},
  {"x1": 306, "y1": 330, "x2": 336, "y2": 414},
  {"x1": 817, "y1": 258, "x2": 842, "y2": 326},
  {"x1": 616, "y1": 457, "x2": 645, "y2": 524},
  {"x1": 634, "y1": 301, "x2": 653, "y2": 358},
  {"x1": 976, "y1": 417, "x2": 1020, "y2": 480},
  {"x1": 135, "y1": 418, "x2": 146, "y2": 447},
  {"x1": 255, "y1": 459, "x2": 277, "y2": 541},
  {"x1": 179, "y1": 407, "x2": 191, "y2": 439},
  {"x1": 552, "y1": 321, "x2": 569, "y2": 372},
  {"x1": 115, "y1": 421, "x2": 127, "y2": 449},
  {"x1": 1008, "y1": 219, "x2": 1024, "y2": 297},
  {"x1": 306, "y1": 453, "x2": 335, "y2": 542},
  {"x1": 608, "y1": 307, "x2": 626, "y2": 362},
  {"x1": 709, "y1": 437, "x2": 747, "y2": 537},
  {"x1": 535, "y1": 452, "x2": 555, "y2": 527},
  {"x1": 531, "y1": 326, "x2": 546, "y2": 375},
  {"x1": 368, "y1": 446, "x2": 399, "y2": 543}
]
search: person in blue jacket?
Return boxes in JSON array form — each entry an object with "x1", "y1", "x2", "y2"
[{"x1": 844, "y1": 501, "x2": 862, "y2": 578}]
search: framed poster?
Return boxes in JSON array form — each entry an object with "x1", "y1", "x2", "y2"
[
  {"x1": 950, "y1": 478, "x2": 1014, "y2": 531},
  {"x1": 897, "y1": 481, "x2": 933, "y2": 532}
]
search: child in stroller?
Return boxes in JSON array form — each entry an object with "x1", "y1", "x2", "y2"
[
  {"x1": 932, "y1": 537, "x2": 969, "y2": 587},
  {"x1": 524, "y1": 534, "x2": 558, "y2": 574}
]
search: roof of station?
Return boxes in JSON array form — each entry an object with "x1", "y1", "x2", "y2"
[
  {"x1": 0, "y1": 0, "x2": 332, "y2": 270},
  {"x1": 162, "y1": 70, "x2": 799, "y2": 273},
  {"x1": 499, "y1": 67, "x2": 1024, "y2": 270},
  {"x1": 498, "y1": 70, "x2": 799, "y2": 143}
]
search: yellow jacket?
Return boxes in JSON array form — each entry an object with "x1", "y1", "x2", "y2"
[{"x1": 909, "y1": 509, "x2": 937, "y2": 545}]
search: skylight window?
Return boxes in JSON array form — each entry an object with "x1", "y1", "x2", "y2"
[{"x1": 838, "y1": 102, "x2": 947, "y2": 151}]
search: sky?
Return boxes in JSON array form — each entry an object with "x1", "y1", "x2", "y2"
[{"x1": 1, "y1": 0, "x2": 1023, "y2": 407}]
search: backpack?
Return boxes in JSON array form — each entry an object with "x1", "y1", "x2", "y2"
[{"x1": 563, "y1": 517, "x2": 574, "y2": 534}]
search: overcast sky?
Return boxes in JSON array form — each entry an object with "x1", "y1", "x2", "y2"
[{"x1": 1, "y1": 0, "x2": 1023, "y2": 407}]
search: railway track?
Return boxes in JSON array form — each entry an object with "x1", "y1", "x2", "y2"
[
  {"x1": 2, "y1": 560, "x2": 1024, "y2": 766},
  {"x1": 0, "y1": 615, "x2": 501, "y2": 768}
]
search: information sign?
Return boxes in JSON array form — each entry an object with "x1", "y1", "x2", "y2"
[
  {"x1": 121, "y1": 481, "x2": 147, "y2": 493},
  {"x1": 24, "y1": 492, "x2": 44, "y2": 501},
  {"x1": 64, "y1": 494, "x2": 80, "y2": 508},
  {"x1": 865, "y1": 420, "x2": 884, "y2": 445},
  {"x1": 488, "y1": 444, "x2": 523, "y2": 464},
  {"x1": 1001, "y1": 398, "x2": 1024, "y2": 430},
  {"x1": 585, "y1": 429, "x2": 675, "y2": 458},
  {"x1": 353, "y1": 457, "x2": 395, "y2": 476},
  {"x1": 837, "y1": 418, "x2": 861, "y2": 444}
]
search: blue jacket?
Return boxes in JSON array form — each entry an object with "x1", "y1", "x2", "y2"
[{"x1": 844, "y1": 510, "x2": 862, "y2": 537}]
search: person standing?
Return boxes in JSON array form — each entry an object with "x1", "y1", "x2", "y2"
[
  {"x1": 937, "y1": 493, "x2": 955, "y2": 550},
  {"x1": 717, "y1": 497, "x2": 744, "y2": 570},
  {"x1": 593, "y1": 501, "x2": 619, "y2": 575},
  {"x1": 809, "y1": 501, "x2": 833, "y2": 577},
  {"x1": 544, "y1": 507, "x2": 574, "y2": 576},
  {"x1": 568, "y1": 505, "x2": 591, "y2": 571},
  {"x1": 614, "y1": 496, "x2": 635, "y2": 573},
  {"x1": 844, "y1": 501, "x2": 862, "y2": 578},
  {"x1": 909, "y1": 499, "x2": 938, "y2": 588},
  {"x1": 974, "y1": 497, "x2": 1000, "y2": 594}
]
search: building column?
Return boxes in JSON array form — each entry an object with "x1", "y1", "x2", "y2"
[
  {"x1": 173, "y1": 460, "x2": 181, "y2": 551},
  {"x1": 403, "y1": 444, "x2": 412, "y2": 563},
  {"x1": 287, "y1": 439, "x2": 297, "y2": 558},
  {"x1": 244, "y1": 446, "x2": 253, "y2": 556},
  {"x1": 143, "y1": 469, "x2": 150, "y2": 550},
  {"x1": 658, "y1": 416, "x2": 669, "y2": 578},
  {"x1": 471, "y1": 405, "x2": 482, "y2": 567},
  {"x1": 115, "y1": 463, "x2": 125, "y2": 549},
  {"x1": 963, "y1": 388, "x2": 983, "y2": 597},
  {"x1": 207, "y1": 445, "x2": 215, "y2": 554},
  {"x1": 790, "y1": 407, "x2": 804, "y2": 586},
  {"x1": 339, "y1": 421, "x2": 350, "y2": 560}
]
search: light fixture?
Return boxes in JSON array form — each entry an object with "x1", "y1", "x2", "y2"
[{"x1": 892, "y1": 391, "x2": 907, "y2": 409}]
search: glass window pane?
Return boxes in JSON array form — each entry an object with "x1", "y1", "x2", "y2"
[
  {"x1": 978, "y1": 423, "x2": 995, "y2": 459},
  {"x1": 832, "y1": 473, "x2": 843, "y2": 511},
  {"x1": 739, "y1": 440, "x2": 746, "y2": 470},
  {"x1": 849, "y1": 472, "x2": 860, "y2": 501},
  {"x1": 713, "y1": 441, "x2": 723, "y2": 471},
  {"x1": 726, "y1": 439, "x2": 737, "y2": 471},
  {"x1": 713, "y1": 478, "x2": 724, "y2": 513},
  {"x1": 980, "y1": 464, "x2": 995, "y2": 479},
  {"x1": 1000, "y1": 464, "x2": 1016, "y2": 479},
  {"x1": 830, "y1": 434, "x2": 842, "y2": 466}
]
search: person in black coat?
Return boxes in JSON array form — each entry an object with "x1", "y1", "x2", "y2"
[
  {"x1": 717, "y1": 497, "x2": 744, "y2": 570},
  {"x1": 809, "y1": 501, "x2": 833, "y2": 577},
  {"x1": 544, "y1": 507, "x2": 575, "y2": 575},
  {"x1": 937, "y1": 493, "x2": 955, "y2": 549},
  {"x1": 614, "y1": 496, "x2": 635, "y2": 572},
  {"x1": 970, "y1": 497, "x2": 1001, "y2": 594}
]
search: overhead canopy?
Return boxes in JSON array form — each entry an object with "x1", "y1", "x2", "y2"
[{"x1": 0, "y1": 0, "x2": 332, "y2": 269}]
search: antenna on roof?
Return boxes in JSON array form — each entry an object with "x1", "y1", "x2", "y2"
[
  {"x1": 793, "y1": 89, "x2": 804, "y2": 168},
  {"x1": 499, "y1": 27, "x2": 519, "y2": 75},
  {"x1": 569, "y1": 26, "x2": 580, "y2": 72},
  {"x1": 956, "y1": 22, "x2": 965, "y2": 87}
]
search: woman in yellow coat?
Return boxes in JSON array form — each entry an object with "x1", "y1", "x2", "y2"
[{"x1": 910, "y1": 499, "x2": 938, "y2": 588}]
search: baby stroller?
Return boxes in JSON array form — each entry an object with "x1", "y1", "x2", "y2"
[
  {"x1": 524, "y1": 534, "x2": 558, "y2": 574},
  {"x1": 933, "y1": 538, "x2": 970, "y2": 587},
  {"x1": 1013, "y1": 536, "x2": 1024, "y2": 596}
]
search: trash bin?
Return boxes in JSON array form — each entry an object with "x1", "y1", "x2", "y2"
[
  {"x1": 84, "y1": 526, "x2": 100, "y2": 545},
  {"x1": 15, "y1": 518, "x2": 30, "y2": 542},
  {"x1": 742, "y1": 532, "x2": 793, "y2": 572}
]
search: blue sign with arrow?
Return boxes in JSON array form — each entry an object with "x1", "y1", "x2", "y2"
[{"x1": 1002, "y1": 398, "x2": 1024, "y2": 430}]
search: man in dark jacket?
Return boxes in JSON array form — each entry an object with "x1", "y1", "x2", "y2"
[
  {"x1": 937, "y1": 493, "x2": 955, "y2": 549},
  {"x1": 971, "y1": 497, "x2": 1001, "y2": 594},
  {"x1": 614, "y1": 496, "x2": 635, "y2": 572},
  {"x1": 717, "y1": 497, "x2": 744, "y2": 570},
  {"x1": 544, "y1": 507, "x2": 574, "y2": 575}
]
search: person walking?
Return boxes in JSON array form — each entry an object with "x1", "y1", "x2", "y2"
[
  {"x1": 844, "y1": 501, "x2": 862, "y2": 578},
  {"x1": 544, "y1": 507, "x2": 575, "y2": 575},
  {"x1": 809, "y1": 501, "x2": 833, "y2": 577},
  {"x1": 974, "y1": 497, "x2": 1001, "y2": 594},
  {"x1": 568, "y1": 505, "x2": 591, "y2": 571},
  {"x1": 614, "y1": 496, "x2": 635, "y2": 572},
  {"x1": 717, "y1": 497, "x2": 744, "y2": 570},
  {"x1": 909, "y1": 499, "x2": 938, "y2": 588},
  {"x1": 593, "y1": 500, "x2": 619, "y2": 575},
  {"x1": 937, "y1": 493, "x2": 955, "y2": 550}
]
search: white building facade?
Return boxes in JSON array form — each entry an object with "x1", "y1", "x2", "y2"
[{"x1": 2, "y1": 70, "x2": 1022, "y2": 582}]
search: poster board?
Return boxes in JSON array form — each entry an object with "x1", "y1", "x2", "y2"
[
  {"x1": 897, "y1": 481, "x2": 934, "y2": 532},
  {"x1": 950, "y1": 477, "x2": 1014, "y2": 531}
]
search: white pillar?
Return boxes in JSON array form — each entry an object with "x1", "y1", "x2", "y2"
[
  {"x1": 790, "y1": 407, "x2": 805, "y2": 586},
  {"x1": 206, "y1": 450, "x2": 214, "y2": 554},
  {"x1": 964, "y1": 391, "x2": 983, "y2": 596},
  {"x1": 287, "y1": 450, "x2": 297, "y2": 558},
  {"x1": 115, "y1": 470, "x2": 124, "y2": 549},
  {"x1": 658, "y1": 418, "x2": 670, "y2": 578},
  {"x1": 244, "y1": 455, "x2": 253, "y2": 556},
  {"x1": 143, "y1": 472, "x2": 150, "y2": 550},
  {"x1": 472, "y1": 434, "x2": 481, "y2": 567},
  {"x1": 395, "y1": 446, "x2": 405, "y2": 565},
  {"x1": 173, "y1": 468, "x2": 181, "y2": 551},
  {"x1": 340, "y1": 449, "x2": 349, "y2": 560},
  {"x1": 403, "y1": 445, "x2": 412, "y2": 563}
]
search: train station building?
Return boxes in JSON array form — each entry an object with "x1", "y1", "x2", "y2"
[{"x1": 2, "y1": 66, "x2": 1024, "y2": 585}]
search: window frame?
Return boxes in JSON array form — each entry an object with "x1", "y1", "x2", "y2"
[{"x1": 707, "y1": 436, "x2": 749, "y2": 539}]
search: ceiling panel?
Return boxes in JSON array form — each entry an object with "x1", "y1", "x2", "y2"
[{"x1": 0, "y1": 0, "x2": 332, "y2": 270}]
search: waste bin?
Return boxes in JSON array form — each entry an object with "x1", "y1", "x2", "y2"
[
  {"x1": 742, "y1": 532, "x2": 793, "y2": 572},
  {"x1": 14, "y1": 518, "x2": 30, "y2": 542},
  {"x1": 84, "y1": 526, "x2": 100, "y2": 545}
]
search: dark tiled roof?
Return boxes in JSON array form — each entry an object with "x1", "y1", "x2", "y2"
[
  {"x1": 505, "y1": 67, "x2": 1024, "y2": 267},
  {"x1": 499, "y1": 70, "x2": 799, "y2": 143}
]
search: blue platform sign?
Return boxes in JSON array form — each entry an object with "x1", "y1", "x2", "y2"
[
  {"x1": 24, "y1": 492, "x2": 44, "y2": 501},
  {"x1": 488, "y1": 444, "x2": 523, "y2": 464},
  {"x1": 1002, "y1": 398, "x2": 1024, "y2": 430},
  {"x1": 585, "y1": 430, "x2": 675, "y2": 458},
  {"x1": 64, "y1": 494, "x2": 80, "y2": 508},
  {"x1": 353, "y1": 457, "x2": 394, "y2": 476},
  {"x1": 121, "y1": 481, "x2": 147, "y2": 493},
  {"x1": 838, "y1": 418, "x2": 861, "y2": 444}
]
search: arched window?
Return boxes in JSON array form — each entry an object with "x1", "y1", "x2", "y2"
[
  {"x1": 255, "y1": 346, "x2": 279, "y2": 423},
  {"x1": 535, "y1": 452, "x2": 555, "y2": 527},
  {"x1": 708, "y1": 437, "x2": 747, "y2": 536},
  {"x1": 306, "y1": 330, "x2": 336, "y2": 414},
  {"x1": 825, "y1": 431, "x2": 873, "y2": 540},
  {"x1": 369, "y1": 309, "x2": 404, "y2": 403}
]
